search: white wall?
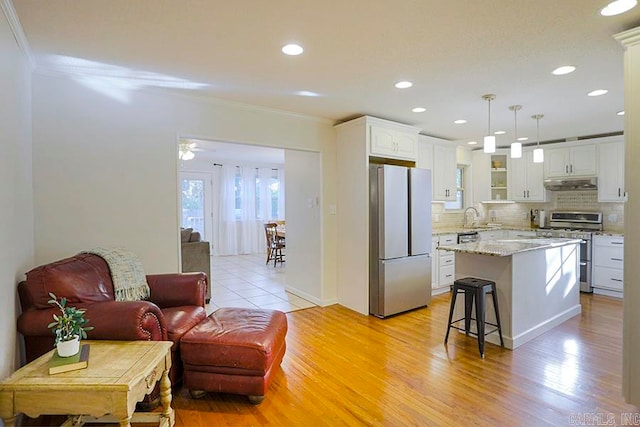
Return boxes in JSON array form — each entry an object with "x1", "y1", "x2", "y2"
[
  {"x1": 284, "y1": 150, "x2": 324, "y2": 304},
  {"x1": 31, "y1": 73, "x2": 337, "y2": 304},
  {"x1": 0, "y1": 8, "x2": 34, "y2": 379}
]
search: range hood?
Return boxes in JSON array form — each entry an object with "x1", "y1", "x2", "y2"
[{"x1": 543, "y1": 177, "x2": 597, "y2": 191}]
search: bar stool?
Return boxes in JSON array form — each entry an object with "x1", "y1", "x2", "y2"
[{"x1": 444, "y1": 277, "x2": 504, "y2": 358}]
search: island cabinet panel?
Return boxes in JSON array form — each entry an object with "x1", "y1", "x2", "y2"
[{"x1": 593, "y1": 235, "x2": 624, "y2": 296}]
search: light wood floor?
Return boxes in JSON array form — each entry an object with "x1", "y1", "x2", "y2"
[{"x1": 20, "y1": 292, "x2": 638, "y2": 426}]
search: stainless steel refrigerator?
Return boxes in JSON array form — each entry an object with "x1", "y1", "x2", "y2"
[{"x1": 369, "y1": 164, "x2": 432, "y2": 318}]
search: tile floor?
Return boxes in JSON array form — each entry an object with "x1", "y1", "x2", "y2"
[{"x1": 207, "y1": 253, "x2": 316, "y2": 315}]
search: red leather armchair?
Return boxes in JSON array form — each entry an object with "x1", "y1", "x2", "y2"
[{"x1": 17, "y1": 253, "x2": 208, "y2": 385}]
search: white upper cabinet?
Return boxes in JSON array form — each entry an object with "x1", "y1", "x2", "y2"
[
  {"x1": 545, "y1": 144, "x2": 597, "y2": 177},
  {"x1": 598, "y1": 140, "x2": 626, "y2": 202},
  {"x1": 370, "y1": 124, "x2": 418, "y2": 160},
  {"x1": 416, "y1": 135, "x2": 434, "y2": 170},
  {"x1": 432, "y1": 143, "x2": 457, "y2": 201},
  {"x1": 471, "y1": 150, "x2": 491, "y2": 203},
  {"x1": 509, "y1": 150, "x2": 546, "y2": 202}
]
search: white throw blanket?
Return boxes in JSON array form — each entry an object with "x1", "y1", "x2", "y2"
[{"x1": 80, "y1": 247, "x2": 150, "y2": 301}]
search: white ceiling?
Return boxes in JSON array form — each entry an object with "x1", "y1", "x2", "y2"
[
  {"x1": 184, "y1": 139, "x2": 284, "y2": 165},
  {"x1": 12, "y1": 0, "x2": 640, "y2": 147}
]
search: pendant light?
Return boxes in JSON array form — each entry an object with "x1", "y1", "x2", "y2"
[
  {"x1": 482, "y1": 94, "x2": 496, "y2": 153},
  {"x1": 532, "y1": 114, "x2": 544, "y2": 163},
  {"x1": 509, "y1": 105, "x2": 522, "y2": 158}
]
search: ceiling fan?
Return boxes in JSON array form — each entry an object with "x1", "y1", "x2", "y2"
[{"x1": 178, "y1": 139, "x2": 200, "y2": 160}]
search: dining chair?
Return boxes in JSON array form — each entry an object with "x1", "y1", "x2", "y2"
[{"x1": 264, "y1": 223, "x2": 285, "y2": 267}]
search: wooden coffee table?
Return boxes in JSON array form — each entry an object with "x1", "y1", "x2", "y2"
[{"x1": 0, "y1": 340, "x2": 174, "y2": 427}]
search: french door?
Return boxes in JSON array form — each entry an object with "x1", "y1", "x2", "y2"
[{"x1": 180, "y1": 172, "x2": 213, "y2": 245}]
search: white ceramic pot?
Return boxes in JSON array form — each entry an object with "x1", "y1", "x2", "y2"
[{"x1": 56, "y1": 336, "x2": 80, "y2": 357}]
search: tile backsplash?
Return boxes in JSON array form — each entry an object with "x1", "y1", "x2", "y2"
[{"x1": 433, "y1": 190, "x2": 624, "y2": 233}]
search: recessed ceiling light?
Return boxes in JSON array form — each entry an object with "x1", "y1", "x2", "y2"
[
  {"x1": 395, "y1": 81, "x2": 413, "y2": 89},
  {"x1": 552, "y1": 66, "x2": 576, "y2": 75},
  {"x1": 412, "y1": 107, "x2": 426, "y2": 113},
  {"x1": 282, "y1": 44, "x2": 304, "y2": 56},
  {"x1": 453, "y1": 119, "x2": 467, "y2": 124},
  {"x1": 587, "y1": 89, "x2": 608, "y2": 97},
  {"x1": 600, "y1": 0, "x2": 637, "y2": 16},
  {"x1": 617, "y1": 110, "x2": 625, "y2": 116},
  {"x1": 517, "y1": 137, "x2": 528, "y2": 141},
  {"x1": 494, "y1": 130, "x2": 506, "y2": 135},
  {"x1": 467, "y1": 141, "x2": 478, "y2": 145},
  {"x1": 296, "y1": 90, "x2": 320, "y2": 97}
]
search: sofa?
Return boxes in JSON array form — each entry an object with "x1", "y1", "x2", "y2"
[
  {"x1": 17, "y1": 253, "x2": 208, "y2": 387},
  {"x1": 180, "y1": 228, "x2": 211, "y2": 301}
]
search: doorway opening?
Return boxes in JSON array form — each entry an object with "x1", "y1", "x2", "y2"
[{"x1": 177, "y1": 137, "x2": 321, "y2": 312}]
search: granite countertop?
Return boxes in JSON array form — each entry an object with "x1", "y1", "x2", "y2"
[
  {"x1": 595, "y1": 231, "x2": 625, "y2": 237},
  {"x1": 437, "y1": 238, "x2": 582, "y2": 257}
]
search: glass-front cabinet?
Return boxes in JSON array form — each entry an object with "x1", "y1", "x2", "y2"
[{"x1": 490, "y1": 154, "x2": 508, "y2": 201}]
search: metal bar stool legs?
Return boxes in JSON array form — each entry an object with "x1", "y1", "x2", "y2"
[{"x1": 444, "y1": 277, "x2": 504, "y2": 357}]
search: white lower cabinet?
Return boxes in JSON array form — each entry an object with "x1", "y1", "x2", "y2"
[
  {"x1": 593, "y1": 235, "x2": 624, "y2": 297},
  {"x1": 433, "y1": 234, "x2": 456, "y2": 294}
]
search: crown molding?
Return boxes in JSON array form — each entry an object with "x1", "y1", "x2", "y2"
[
  {"x1": 615, "y1": 26, "x2": 640, "y2": 48},
  {"x1": 1, "y1": 0, "x2": 35, "y2": 69},
  {"x1": 151, "y1": 86, "x2": 335, "y2": 126}
]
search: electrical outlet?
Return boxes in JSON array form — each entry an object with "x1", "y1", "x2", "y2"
[{"x1": 608, "y1": 214, "x2": 618, "y2": 223}]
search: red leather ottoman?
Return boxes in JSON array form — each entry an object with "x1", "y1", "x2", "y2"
[{"x1": 180, "y1": 307, "x2": 287, "y2": 404}]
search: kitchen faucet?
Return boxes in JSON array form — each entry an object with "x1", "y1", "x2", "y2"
[{"x1": 463, "y1": 207, "x2": 480, "y2": 228}]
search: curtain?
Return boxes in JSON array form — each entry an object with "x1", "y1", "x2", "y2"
[
  {"x1": 257, "y1": 168, "x2": 273, "y2": 222},
  {"x1": 211, "y1": 165, "x2": 222, "y2": 256},
  {"x1": 212, "y1": 165, "x2": 285, "y2": 256},
  {"x1": 214, "y1": 165, "x2": 238, "y2": 255},
  {"x1": 277, "y1": 168, "x2": 285, "y2": 219},
  {"x1": 238, "y1": 167, "x2": 261, "y2": 254}
]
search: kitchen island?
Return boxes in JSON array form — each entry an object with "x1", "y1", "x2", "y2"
[{"x1": 438, "y1": 238, "x2": 581, "y2": 350}]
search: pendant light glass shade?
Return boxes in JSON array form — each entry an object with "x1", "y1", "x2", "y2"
[
  {"x1": 509, "y1": 105, "x2": 522, "y2": 158},
  {"x1": 511, "y1": 142, "x2": 522, "y2": 158},
  {"x1": 483, "y1": 135, "x2": 496, "y2": 153},
  {"x1": 533, "y1": 148, "x2": 544, "y2": 163},
  {"x1": 532, "y1": 114, "x2": 544, "y2": 163},
  {"x1": 482, "y1": 94, "x2": 496, "y2": 153}
]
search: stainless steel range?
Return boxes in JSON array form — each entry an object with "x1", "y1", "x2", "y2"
[{"x1": 536, "y1": 211, "x2": 603, "y2": 293}]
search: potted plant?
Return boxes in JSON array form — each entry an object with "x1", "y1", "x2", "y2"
[{"x1": 47, "y1": 292, "x2": 94, "y2": 357}]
